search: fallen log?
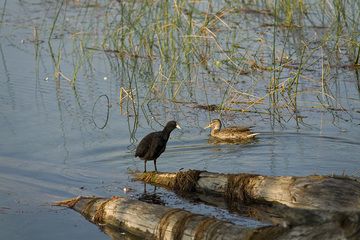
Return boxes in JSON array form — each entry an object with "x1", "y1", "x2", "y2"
[
  {"x1": 55, "y1": 196, "x2": 360, "y2": 240},
  {"x1": 133, "y1": 170, "x2": 360, "y2": 211},
  {"x1": 184, "y1": 191, "x2": 359, "y2": 227},
  {"x1": 54, "y1": 196, "x2": 281, "y2": 239}
]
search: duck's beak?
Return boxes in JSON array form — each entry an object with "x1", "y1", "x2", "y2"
[
  {"x1": 204, "y1": 123, "x2": 211, "y2": 129},
  {"x1": 176, "y1": 123, "x2": 181, "y2": 129}
]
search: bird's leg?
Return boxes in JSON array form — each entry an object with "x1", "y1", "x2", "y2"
[
  {"x1": 144, "y1": 160, "x2": 147, "y2": 173},
  {"x1": 154, "y1": 159, "x2": 157, "y2": 172},
  {"x1": 143, "y1": 182, "x2": 147, "y2": 193}
]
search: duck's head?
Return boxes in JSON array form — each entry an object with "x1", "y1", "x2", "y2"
[{"x1": 204, "y1": 119, "x2": 222, "y2": 130}]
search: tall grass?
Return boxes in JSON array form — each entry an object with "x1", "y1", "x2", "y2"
[
  {"x1": 0, "y1": 0, "x2": 7, "y2": 31},
  {"x1": 43, "y1": 0, "x2": 360, "y2": 127}
]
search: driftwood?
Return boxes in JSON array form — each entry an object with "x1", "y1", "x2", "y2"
[
  {"x1": 133, "y1": 170, "x2": 360, "y2": 212},
  {"x1": 55, "y1": 196, "x2": 360, "y2": 240},
  {"x1": 55, "y1": 196, "x2": 278, "y2": 239},
  {"x1": 182, "y1": 191, "x2": 359, "y2": 227}
]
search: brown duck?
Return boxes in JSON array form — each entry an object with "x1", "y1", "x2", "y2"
[{"x1": 204, "y1": 119, "x2": 258, "y2": 141}]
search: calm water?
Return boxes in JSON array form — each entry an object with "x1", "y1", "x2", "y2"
[{"x1": 1, "y1": 1, "x2": 360, "y2": 239}]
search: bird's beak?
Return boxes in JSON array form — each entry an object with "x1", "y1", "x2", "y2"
[
  {"x1": 204, "y1": 123, "x2": 211, "y2": 129},
  {"x1": 176, "y1": 123, "x2": 181, "y2": 129}
]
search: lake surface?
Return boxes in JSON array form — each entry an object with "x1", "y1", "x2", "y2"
[{"x1": 1, "y1": 1, "x2": 360, "y2": 239}]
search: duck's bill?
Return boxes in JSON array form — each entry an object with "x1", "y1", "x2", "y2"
[
  {"x1": 176, "y1": 124, "x2": 181, "y2": 129},
  {"x1": 204, "y1": 123, "x2": 211, "y2": 129}
]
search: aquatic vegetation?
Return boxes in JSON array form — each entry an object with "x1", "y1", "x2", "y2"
[{"x1": 6, "y1": 0, "x2": 358, "y2": 129}]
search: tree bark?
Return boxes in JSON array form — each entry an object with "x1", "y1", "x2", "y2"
[
  {"x1": 55, "y1": 196, "x2": 360, "y2": 240},
  {"x1": 133, "y1": 170, "x2": 360, "y2": 211},
  {"x1": 181, "y1": 191, "x2": 358, "y2": 227},
  {"x1": 54, "y1": 196, "x2": 280, "y2": 239}
]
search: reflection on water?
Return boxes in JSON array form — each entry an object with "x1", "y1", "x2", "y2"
[{"x1": 0, "y1": 1, "x2": 360, "y2": 240}]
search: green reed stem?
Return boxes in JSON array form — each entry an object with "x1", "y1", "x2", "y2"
[
  {"x1": 0, "y1": 0, "x2": 7, "y2": 31},
  {"x1": 271, "y1": 0, "x2": 279, "y2": 106},
  {"x1": 355, "y1": 45, "x2": 360, "y2": 65},
  {"x1": 48, "y1": 0, "x2": 64, "y2": 41}
]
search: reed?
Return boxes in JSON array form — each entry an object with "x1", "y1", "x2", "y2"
[
  {"x1": 0, "y1": 0, "x2": 6, "y2": 31},
  {"x1": 42, "y1": 0, "x2": 359, "y2": 127}
]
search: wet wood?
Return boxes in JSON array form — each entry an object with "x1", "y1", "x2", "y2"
[
  {"x1": 190, "y1": 192, "x2": 357, "y2": 227},
  {"x1": 55, "y1": 196, "x2": 360, "y2": 240},
  {"x1": 54, "y1": 196, "x2": 282, "y2": 239},
  {"x1": 133, "y1": 170, "x2": 360, "y2": 211}
]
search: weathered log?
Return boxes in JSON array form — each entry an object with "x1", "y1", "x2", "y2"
[
  {"x1": 185, "y1": 191, "x2": 359, "y2": 227},
  {"x1": 133, "y1": 170, "x2": 360, "y2": 211},
  {"x1": 54, "y1": 196, "x2": 280, "y2": 239},
  {"x1": 55, "y1": 196, "x2": 360, "y2": 240}
]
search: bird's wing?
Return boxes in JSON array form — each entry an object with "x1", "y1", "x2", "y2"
[
  {"x1": 222, "y1": 126, "x2": 252, "y2": 133},
  {"x1": 135, "y1": 132, "x2": 156, "y2": 158},
  {"x1": 150, "y1": 134, "x2": 167, "y2": 159}
]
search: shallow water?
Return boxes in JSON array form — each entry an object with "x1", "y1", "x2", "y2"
[{"x1": 1, "y1": 1, "x2": 360, "y2": 239}]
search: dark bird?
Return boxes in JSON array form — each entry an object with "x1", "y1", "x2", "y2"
[
  {"x1": 135, "y1": 121, "x2": 181, "y2": 172},
  {"x1": 204, "y1": 119, "x2": 258, "y2": 142}
]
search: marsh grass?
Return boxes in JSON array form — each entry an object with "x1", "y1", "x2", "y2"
[
  {"x1": 42, "y1": 0, "x2": 360, "y2": 128},
  {"x1": 0, "y1": 0, "x2": 7, "y2": 31}
]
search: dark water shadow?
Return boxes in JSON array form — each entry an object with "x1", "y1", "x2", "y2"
[
  {"x1": 137, "y1": 183, "x2": 165, "y2": 205},
  {"x1": 100, "y1": 225, "x2": 143, "y2": 240}
]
